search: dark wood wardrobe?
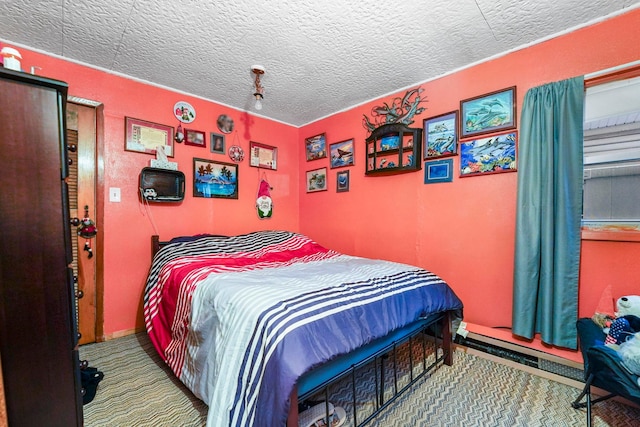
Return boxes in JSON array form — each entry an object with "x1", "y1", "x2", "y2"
[{"x1": 0, "y1": 68, "x2": 83, "y2": 426}]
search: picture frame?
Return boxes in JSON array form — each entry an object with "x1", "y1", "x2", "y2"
[
  {"x1": 424, "y1": 159, "x2": 454, "y2": 184},
  {"x1": 423, "y1": 111, "x2": 458, "y2": 159},
  {"x1": 460, "y1": 87, "x2": 516, "y2": 138},
  {"x1": 305, "y1": 133, "x2": 327, "y2": 161},
  {"x1": 460, "y1": 131, "x2": 517, "y2": 177},
  {"x1": 193, "y1": 158, "x2": 238, "y2": 199},
  {"x1": 249, "y1": 141, "x2": 278, "y2": 170},
  {"x1": 124, "y1": 117, "x2": 174, "y2": 157},
  {"x1": 306, "y1": 167, "x2": 328, "y2": 193},
  {"x1": 329, "y1": 138, "x2": 354, "y2": 169},
  {"x1": 185, "y1": 129, "x2": 206, "y2": 148},
  {"x1": 210, "y1": 132, "x2": 225, "y2": 154},
  {"x1": 336, "y1": 170, "x2": 350, "y2": 192}
]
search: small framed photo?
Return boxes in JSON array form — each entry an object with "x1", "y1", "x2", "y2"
[
  {"x1": 336, "y1": 170, "x2": 350, "y2": 192},
  {"x1": 460, "y1": 87, "x2": 516, "y2": 138},
  {"x1": 424, "y1": 111, "x2": 458, "y2": 159},
  {"x1": 424, "y1": 159, "x2": 454, "y2": 184},
  {"x1": 306, "y1": 167, "x2": 328, "y2": 193},
  {"x1": 193, "y1": 158, "x2": 238, "y2": 198},
  {"x1": 330, "y1": 139, "x2": 354, "y2": 168},
  {"x1": 210, "y1": 133, "x2": 225, "y2": 154},
  {"x1": 305, "y1": 133, "x2": 327, "y2": 161},
  {"x1": 185, "y1": 129, "x2": 206, "y2": 147},
  {"x1": 249, "y1": 141, "x2": 278, "y2": 170},
  {"x1": 460, "y1": 131, "x2": 517, "y2": 177},
  {"x1": 124, "y1": 117, "x2": 174, "y2": 157}
]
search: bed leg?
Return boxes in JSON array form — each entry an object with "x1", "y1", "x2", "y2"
[
  {"x1": 442, "y1": 311, "x2": 453, "y2": 366},
  {"x1": 287, "y1": 386, "x2": 299, "y2": 427}
]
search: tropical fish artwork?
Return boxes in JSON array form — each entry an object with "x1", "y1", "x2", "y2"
[
  {"x1": 460, "y1": 132, "x2": 517, "y2": 177},
  {"x1": 461, "y1": 88, "x2": 515, "y2": 137},
  {"x1": 362, "y1": 87, "x2": 427, "y2": 133},
  {"x1": 425, "y1": 112, "x2": 457, "y2": 158}
]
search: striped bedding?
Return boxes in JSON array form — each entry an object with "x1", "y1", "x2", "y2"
[{"x1": 144, "y1": 231, "x2": 463, "y2": 427}]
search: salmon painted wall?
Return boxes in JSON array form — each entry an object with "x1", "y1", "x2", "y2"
[
  {"x1": 299, "y1": 9, "x2": 640, "y2": 349},
  {"x1": 3, "y1": 47, "x2": 300, "y2": 336}
]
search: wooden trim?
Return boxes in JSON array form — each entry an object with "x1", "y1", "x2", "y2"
[
  {"x1": 95, "y1": 104, "x2": 106, "y2": 342},
  {"x1": 102, "y1": 327, "x2": 144, "y2": 341},
  {"x1": 585, "y1": 64, "x2": 640, "y2": 88},
  {"x1": 581, "y1": 230, "x2": 640, "y2": 242},
  {"x1": 0, "y1": 354, "x2": 7, "y2": 427}
]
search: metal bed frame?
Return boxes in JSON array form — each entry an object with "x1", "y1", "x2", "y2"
[{"x1": 151, "y1": 235, "x2": 456, "y2": 427}]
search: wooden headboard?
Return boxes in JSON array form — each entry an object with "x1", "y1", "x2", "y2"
[
  {"x1": 151, "y1": 235, "x2": 169, "y2": 258},
  {"x1": 151, "y1": 234, "x2": 228, "y2": 258}
]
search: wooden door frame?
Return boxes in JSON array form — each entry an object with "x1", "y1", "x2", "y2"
[{"x1": 68, "y1": 98, "x2": 105, "y2": 342}]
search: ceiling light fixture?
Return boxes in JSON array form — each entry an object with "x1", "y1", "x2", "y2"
[{"x1": 251, "y1": 65, "x2": 265, "y2": 111}]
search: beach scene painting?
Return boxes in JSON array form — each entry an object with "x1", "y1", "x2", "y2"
[
  {"x1": 460, "y1": 132, "x2": 517, "y2": 177},
  {"x1": 330, "y1": 139, "x2": 354, "y2": 168},
  {"x1": 460, "y1": 87, "x2": 516, "y2": 138},
  {"x1": 424, "y1": 111, "x2": 458, "y2": 159},
  {"x1": 305, "y1": 133, "x2": 327, "y2": 161},
  {"x1": 193, "y1": 158, "x2": 238, "y2": 198}
]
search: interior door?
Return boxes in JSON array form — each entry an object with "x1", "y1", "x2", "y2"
[{"x1": 67, "y1": 103, "x2": 97, "y2": 344}]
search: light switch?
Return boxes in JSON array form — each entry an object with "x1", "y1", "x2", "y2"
[{"x1": 109, "y1": 187, "x2": 121, "y2": 202}]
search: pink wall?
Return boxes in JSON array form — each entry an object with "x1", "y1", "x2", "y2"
[
  {"x1": 299, "y1": 9, "x2": 640, "y2": 350},
  {"x1": 4, "y1": 8, "x2": 639, "y2": 345},
  {"x1": 8, "y1": 49, "x2": 300, "y2": 336}
]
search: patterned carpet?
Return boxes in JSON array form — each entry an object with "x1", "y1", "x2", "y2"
[{"x1": 80, "y1": 333, "x2": 640, "y2": 426}]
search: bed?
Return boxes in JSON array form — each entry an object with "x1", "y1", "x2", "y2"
[{"x1": 144, "y1": 231, "x2": 463, "y2": 427}]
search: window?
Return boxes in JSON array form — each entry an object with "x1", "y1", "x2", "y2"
[{"x1": 583, "y1": 75, "x2": 640, "y2": 222}]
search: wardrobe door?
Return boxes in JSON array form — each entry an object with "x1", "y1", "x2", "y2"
[{"x1": 0, "y1": 71, "x2": 82, "y2": 426}]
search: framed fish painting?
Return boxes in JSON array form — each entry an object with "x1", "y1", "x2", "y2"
[
  {"x1": 460, "y1": 131, "x2": 517, "y2": 177},
  {"x1": 423, "y1": 111, "x2": 458, "y2": 159},
  {"x1": 460, "y1": 87, "x2": 516, "y2": 138}
]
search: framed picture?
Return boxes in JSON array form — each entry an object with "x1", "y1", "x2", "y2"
[
  {"x1": 424, "y1": 111, "x2": 458, "y2": 159},
  {"x1": 460, "y1": 131, "x2": 517, "y2": 177},
  {"x1": 210, "y1": 133, "x2": 225, "y2": 154},
  {"x1": 124, "y1": 117, "x2": 174, "y2": 157},
  {"x1": 306, "y1": 167, "x2": 327, "y2": 193},
  {"x1": 460, "y1": 87, "x2": 516, "y2": 138},
  {"x1": 249, "y1": 141, "x2": 278, "y2": 170},
  {"x1": 336, "y1": 170, "x2": 350, "y2": 192},
  {"x1": 305, "y1": 133, "x2": 327, "y2": 161},
  {"x1": 424, "y1": 159, "x2": 454, "y2": 184},
  {"x1": 185, "y1": 129, "x2": 206, "y2": 147},
  {"x1": 193, "y1": 158, "x2": 238, "y2": 198},
  {"x1": 329, "y1": 139, "x2": 354, "y2": 168}
]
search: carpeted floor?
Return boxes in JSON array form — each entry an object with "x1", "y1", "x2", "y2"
[{"x1": 80, "y1": 333, "x2": 640, "y2": 426}]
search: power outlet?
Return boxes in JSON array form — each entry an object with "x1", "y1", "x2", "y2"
[{"x1": 109, "y1": 187, "x2": 121, "y2": 202}]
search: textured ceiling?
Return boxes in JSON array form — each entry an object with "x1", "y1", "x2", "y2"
[{"x1": 1, "y1": 0, "x2": 638, "y2": 126}]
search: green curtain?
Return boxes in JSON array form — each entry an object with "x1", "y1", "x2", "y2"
[{"x1": 512, "y1": 76, "x2": 584, "y2": 349}]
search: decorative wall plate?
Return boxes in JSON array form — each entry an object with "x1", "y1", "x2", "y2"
[
  {"x1": 228, "y1": 145, "x2": 245, "y2": 163},
  {"x1": 174, "y1": 101, "x2": 196, "y2": 123},
  {"x1": 217, "y1": 114, "x2": 234, "y2": 134}
]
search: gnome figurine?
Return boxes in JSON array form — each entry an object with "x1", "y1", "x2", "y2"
[{"x1": 256, "y1": 179, "x2": 273, "y2": 219}]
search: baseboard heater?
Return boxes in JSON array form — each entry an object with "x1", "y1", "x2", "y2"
[{"x1": 455, "y1": 335, "x2": 584, "y2": 382}]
